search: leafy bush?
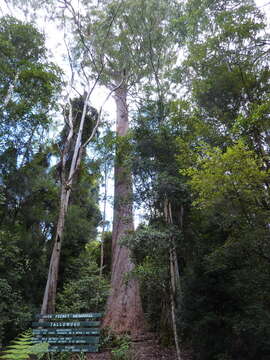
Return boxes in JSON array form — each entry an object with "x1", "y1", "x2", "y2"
[
  {"x1": 0, "y1": 278, "x2": 32, "y2": 347},
  {"x1": 57, "y1": 255, "x2": 109, "y2": 313},
  {"x1": 101, "y1": 330, "x2": 132, "y2": 359}
]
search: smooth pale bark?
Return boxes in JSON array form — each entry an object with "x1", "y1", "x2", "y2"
[
  {"x1": 41, "y1": 150, "x2": 73, "y2": 315},
  {"x1": 100, "y1": 162, "x2": 108, "y2": 277},
  {"x1": 41, "y1": 86, "x2": 117, "y2": 315},
  {"x1": 103, "y1": 85, "x2": 145, "y2": 334},
  {"x1": 41, "y1": 97, "x2": 89, "y2": 315},
  {"x1": 41, "y1": 185, "x2": 70, "y2": 314}
]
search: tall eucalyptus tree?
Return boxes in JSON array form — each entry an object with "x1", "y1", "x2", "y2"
[
  {"x1": 9, "y1": 0, "x2": 179, "y2": 332},
  {"x1": 67, "y1": 0, "x2": 178, "y2": 333}
]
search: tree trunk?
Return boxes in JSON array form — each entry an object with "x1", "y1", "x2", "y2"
[
  {"x1": 164, "y1": 198, "x2": 182, "y2": 360},
  {"x1": 100, "y1": 161, "x2": 108, "y2": 277},
  {"x1": 41, "y1": 185, "x2": 70, "y2": 314},
  {"x1": 41, "y1": 95, "x2": 89, "y2": 314},
  {"x1": 103, "y1": 85, "x2": 145, "y2": 334},
  {"x1": 169, "y1": 249, "x2": 182, "y2": 360}
]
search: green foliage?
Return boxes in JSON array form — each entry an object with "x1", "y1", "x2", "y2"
[
  {"x1": 123, "y1": 224, "x2": 179, "y2": 340},
  {"x1": 0, "y1": 229, "x2": 38, "y2": 345},
  {"x1": 123, "y1": 224, "x2": 182, "y2": 263},
  {"x1": 175, "y1": 2, "x2": 270, "y2": 357},
  {"x1": 128, "y1": 98, "x2": 193, "y2": 341},
  {"x1": 105, "y1": 334, "x2": 132, "y2": 360},
  {"x1": 132, "y1": 98, "x2": 191, "y2": 216},
  {"x1": 185, "y1": 141, "x2": 269, "y2": 211},
  {"x1": 59, "y1": 158, "x2": 102, "y2": 287},
  {"x1": 0, "y1": 19, "x2": 62, "y2": 345},
  {"x1": 1, "y1": 330, "x2": 48, "y2": 360},
  {"x1": 180, "y1": 0, "x2": 270, "y2": 152},
  {"x1": 0, "y1": 148, "x2": 61, "y2": 344},
  {"x1": 78, "y1": 0, "x2": 178, "y2": 89},
  {"x1": 111, "y1": 343, "x2": 131, "y2": 360},
  {"x1": 181, "y1": 240, "x2": 270, "y2": 360},
  {"x1": 0, "y1": 279, "x2": 32, "y2": 348},
  {"x1": 46, "y1": 352, "x2": 70, "y2": 360},
  {"x1": 0, "y1": 16, "x2": 62, "y2": 154},
  {"x1": 127, "y1": 255, "x2": 172, "y2": 341},
  {"x1": 0, "y1": 15, "x2": 103, "y2": 348},
  {"x1": 0, "y1": 2, "x2": 269, "y2": 360},
  {"x1": 57, "y1": 253, "x2": 109, "y2": 313}
]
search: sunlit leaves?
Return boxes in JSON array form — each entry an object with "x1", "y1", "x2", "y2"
[{"x1": 185, "y1": 141, "x2": 269, "y2": 210}]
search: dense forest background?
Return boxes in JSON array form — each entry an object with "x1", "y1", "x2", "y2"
[{"x1": 0, "y1": 0, "x2": 270, "y2": 359}]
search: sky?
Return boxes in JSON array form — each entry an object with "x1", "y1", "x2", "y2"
[
  {"x1": 0, "y1": 0, "x2": 269, "y2": 108},
  {"x1": 0, "y1": 0, "x2": 269, "y2": 228},
  {"x1": 0, "y1": 0, "x2": 269, "y2": 118}
]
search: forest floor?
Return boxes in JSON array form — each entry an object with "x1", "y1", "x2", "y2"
[{"x1": 86, "y1": 337, "x2": 192, "y2": 360}]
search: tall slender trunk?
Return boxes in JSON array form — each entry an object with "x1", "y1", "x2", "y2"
[
  {"x1": 103, "y1": 85, "x2": 145, "y2": 334},
  {"x1": 164, "y1": 199, "x2": 182, "y2": 360},
  {"x1": 100, "y1": 162, "x2": 108, "y2": 277},
  {"x1": 41, "y1": 185, "x2": 71, "y2": 314},
  {"x1": 41, "y1": 96, "x2": 89, "y2": 315},
  {"x1": 40, "y1": 148, "x2": 74, "y2": 315},
  {"x1": 170, "y1": 250, "x2": 182, "y2": 360}
]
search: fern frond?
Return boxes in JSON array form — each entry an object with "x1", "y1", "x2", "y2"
[{"x1": 0, "y1": 330, "x2": 48, "y2": 360}]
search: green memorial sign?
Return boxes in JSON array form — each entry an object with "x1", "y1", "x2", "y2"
[
  {"x1": 32, "y1": 313, "x2": 102, "y2": 353},
  {"x1": 48, "y1": 345, "x2": 98, "y2": 352},
  {"x1": 32, "y1": 321, "x2": 100, "y2": 327},
  {"x1": 36, "y1": 313, "x2": 102, "y2": 319},
  {"x1": 33, "y1": 329, "x2": 100, "y2": 335}
]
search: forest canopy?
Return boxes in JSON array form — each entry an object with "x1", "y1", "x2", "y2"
[{"x1": 0, "y1": 1, "x2": 270, "y2": 359}]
